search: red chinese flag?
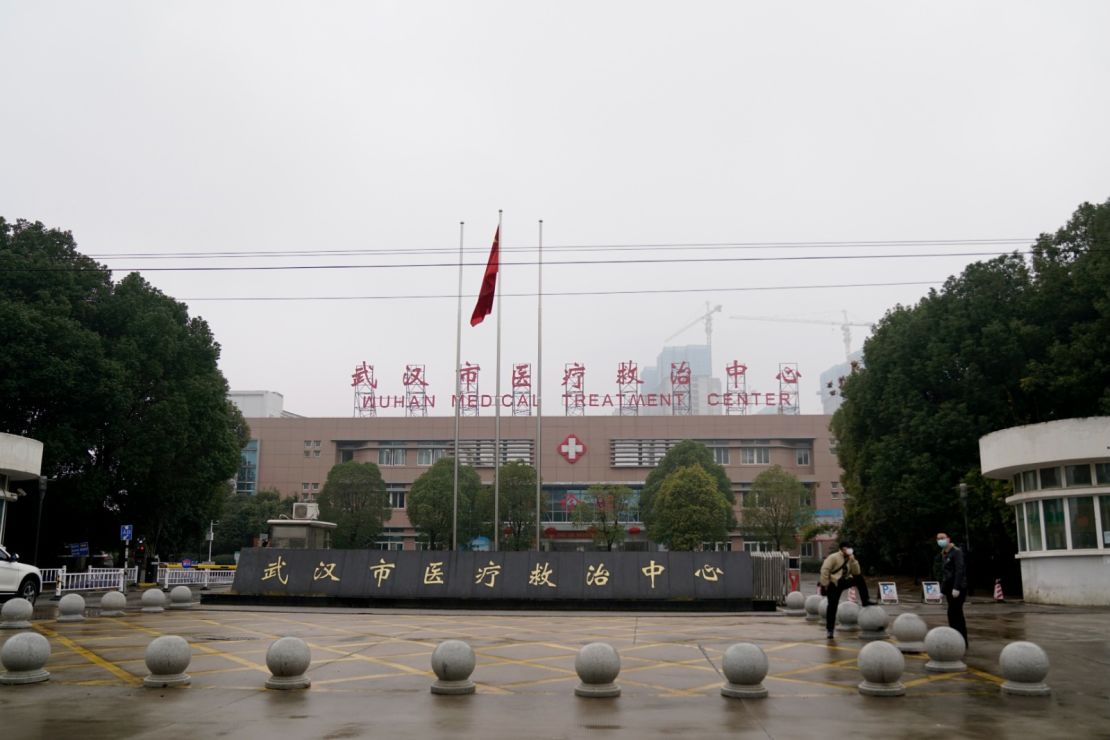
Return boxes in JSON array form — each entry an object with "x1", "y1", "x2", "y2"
[{"x1": 469, "y1": 225, "x2": 499, "y2": 326}]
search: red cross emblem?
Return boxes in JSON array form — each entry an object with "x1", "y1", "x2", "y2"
[{"x1": 557, "y1": 434, "x2": 586, "y2": 464}]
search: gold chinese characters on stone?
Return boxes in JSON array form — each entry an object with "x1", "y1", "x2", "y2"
[
  {"x1": 262, "y1": 556, "x2": 288, "y2": 585},
  {"x1": 313, "y1": 562, "x2": 340, "y2": 582},
  {"x1": 423, "y1": 561, "x2": 445, "y2": 585},
  {"x1": 370, "y1": 558, "x2": 396, "y2": 588},
  {"x1": 474, "y1": 561, "x2": 501, "y2": 588}
]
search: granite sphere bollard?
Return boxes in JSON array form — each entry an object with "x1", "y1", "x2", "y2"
[
  {"x1": 835, "y1": 601, "x2": 861, "y2": 633},
  {"x1": 56, "y1": 593, "x2": 87, "y2": 623},
  {"x1": 804, "y1": 595, "x2": 822, "y2": 622},
  {"x1": 783, "y1": 591, "x2": 806, "y2": 616},
  {"x1": 720, "y1": 642, "x2": 769, "y2": 699},
  {"x1": 430, "y1": 640, "x2": 476, "y2": 695},
  {"x1": 98, "y1": 591, "x2": 127, "y2": 618},
  {"x1": 144, "y1": 635, "x2": 192, "y2": 687},
  {"x1": 265, "y1": 637, "x2": 312, "y2": 690},
  {"x1": 574, "y1": 642, "x2": 621, "y2": 698},
  {"x1": 168, "y1": 586, "x2": 194, "y2": 610},
  {"x1": 891, "y1": 613, "x2": 928, "y2": 653},
  {"x1": 857, "y1": 640, "x2": 906, "y2": 696},
  {"x1": 924, "y1": 627, "x2": 967, "y2": 673},
  {"x1": 0, "y1": 632, "x2": 51, "y2": 685},
  {"x1": 817, "y1": 597, "x2": 829, "y2": 621},
  {"x1": 140, "y1": 588, "x2": 166, "y2": 613},
  {"x1": 999, "y1": 641, "x2": 1051, "y2": 696},
  {"x1": 1, "y1": 598, "x2": 34, "y2": 629},
  {"x1": 857, "y1": 605, "x2": 890, "y2": 641}
]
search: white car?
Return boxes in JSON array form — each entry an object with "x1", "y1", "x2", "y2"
[{"x1": 0, "y1": 544, "x2": 41, "y2": 604}]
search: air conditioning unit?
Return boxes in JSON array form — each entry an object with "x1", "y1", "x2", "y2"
[{"x1": 291, "y1": 502, "x2": 320, "y2": 520}]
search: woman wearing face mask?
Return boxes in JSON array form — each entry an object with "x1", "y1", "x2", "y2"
[
  {"x1": 936, "y1": 532, "x2": 968, "y2": 645},
  {"x1": 818, "y1": 541, "x2": 872, "y2": 639}
]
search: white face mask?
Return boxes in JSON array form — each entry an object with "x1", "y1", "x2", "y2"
[{"x1": 844, "y1": 548, "x2": 853, "y2": 556}]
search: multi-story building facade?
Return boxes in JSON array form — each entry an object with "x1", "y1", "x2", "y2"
[{"x1": 238, "y1": 410, "x2": 845, "y2": 558}]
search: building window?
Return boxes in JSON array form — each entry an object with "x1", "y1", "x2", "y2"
[
  {"x1": 417, "y1": 445, "x2": 448, "y2": 466},
  {"x1": 1096, "y1": 463, "x2": 1110, "y2": 485},
  {"x1": 800, "y1": 542, "x2": 815, "y2": 558},
  {"x1": 1068, "y1": 497, "x2": 1098, "y2": 549},
  {"x1": 236, "y1": 440, "x2": 259, "y2": 495},
  {"x1": 387, "y1": 485, "x2": 407, "y2": 510},
  {"x1": 740, "y1": 446, "x2": 770, "y2": 465},
  {"x1": 378, "y1": 443, "x2": 407, "y2": 466},
  {"x1": 742, "y1": 541, "x2": 770, "y2": 552},
  {"x1": 1039, "y1": 467, "x2": 1060, "y2": 489},
  {"x1": 795, "y1": 447, "x2": 812, "y2": 466},
  {"x1": 830, "y1": 481, "x2": 842, "y2": 499},
  {"x1": 1022, "y1": 470, "x2": 1037, "y2": 492},
  {"x1": 372, "y1": 528, "x2": 405, "y2": 551},
  {"x1": 1100, "y1": 496, "x2": 1110, "y2": 546},
  {"x1": 1015, "y1": 503, "x2": 1027, "y2": 552},
  {"x1": 711, "y1": 446, "x2": 730, "y2": 465},
  {"x1": 1026, "y1": 501, "x2": 1043, "y2": 550},
  {"x1": 1012, "y1": 473, "x2": 1023, "y2": 493},
  {"x1": 702, "y1": 541, "x2": 732, "y2": 552},
  {"x1": 303, "y1": 440, "x2": 322, "y2": 458},
  {"x1": 1065, "y1": 464, "x2": 1092, "y2": 487},
  {"x1": 1042, "y1": 498, "x2": 1066, "y2": 550}
]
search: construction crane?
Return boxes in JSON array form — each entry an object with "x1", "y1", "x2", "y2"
[
  {"x1": 728, "y1": 310, "x2": 874, "y2": 362},
  {"x1": 666, "y1": 303, "x2": 723, "y2": 367}
]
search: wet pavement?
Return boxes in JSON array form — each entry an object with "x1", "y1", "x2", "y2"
[{"x1": 1, "y1": 591, "x2": 1109, "y2": 739}]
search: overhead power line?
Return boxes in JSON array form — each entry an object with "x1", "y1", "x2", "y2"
[
  {"x1": 86, "y1": 237, "x2": 1035, "y2": 260},
  {"x1": 180, "y1": 279, "x2": 945, "y2": 302},
  {"x1": 5, "y1": 249, "x2": 1032, "y2": 273}
]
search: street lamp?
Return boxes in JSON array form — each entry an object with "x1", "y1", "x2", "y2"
[
  {"x1": 958, "y1": 482, "x2": 971, "y2": 553},
  {"x1": 34, "y1": 476, "x2": 47, "y2": 565}
]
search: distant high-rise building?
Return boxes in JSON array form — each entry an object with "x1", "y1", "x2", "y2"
[{"x1": 642, "y1": 344, "x2": 721, "y2": 416}]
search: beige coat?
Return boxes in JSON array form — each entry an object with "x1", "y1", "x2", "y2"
[{"x1": 819, "y1": 551, "x2": 860, "y2": 587}]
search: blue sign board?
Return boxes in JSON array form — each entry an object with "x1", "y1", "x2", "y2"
[
  {"x1": 120, "y1": 524, "x2": 133, "y2": 541},
  {"x1": 181, "y1": 558, "x2": 194, "y2": 569},
  {"x1": 68, "y1": 542, "x2": 90, "y2": 557}
]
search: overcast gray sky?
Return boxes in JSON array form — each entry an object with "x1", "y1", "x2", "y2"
[{"x1": 3, "y1": 1, "x2": 1108, "y2": 417}]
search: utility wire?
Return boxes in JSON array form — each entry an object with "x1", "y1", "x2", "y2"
[
  {"x1": 180, "y1": 279, "x2": 944, "y2": 302},
  {"x1": 5, "y1": 249, "x2": 1031, "y2": 273},
  {"x1": 86, "y1": 237, "x2": 1035, "y2": 260}
]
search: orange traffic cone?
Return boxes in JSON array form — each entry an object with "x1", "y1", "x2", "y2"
[{"x1": 993, "y1": 578, "x2": 1005, "y2": 602}]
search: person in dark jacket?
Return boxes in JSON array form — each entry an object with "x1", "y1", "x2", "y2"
[{"x1": 937, "y1": 532, "x2": 968, "y2": 645}]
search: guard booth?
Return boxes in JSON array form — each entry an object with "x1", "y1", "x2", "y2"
[{"x1": 267, "y1": 502, "x2": 336, "y2": 549}]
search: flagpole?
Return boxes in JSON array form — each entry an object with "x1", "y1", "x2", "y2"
[
  {"x1": 535, "y1": 219, "x2": 543, "y2": 551},
  {"x1": 452, "y1": 221, "x2": 464, "y2": 551},
  {"x1": 494, "y1": 209, "x2": 502, "y2": 552}
]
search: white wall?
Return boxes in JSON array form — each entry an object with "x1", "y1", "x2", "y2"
[{"x1": 1020, "y1": 554, "x2": 1110, "y2": 606}]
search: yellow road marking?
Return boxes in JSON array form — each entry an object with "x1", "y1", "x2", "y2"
[{"x1": 34, "y1": 624, "x2": 141, "y2": 686}]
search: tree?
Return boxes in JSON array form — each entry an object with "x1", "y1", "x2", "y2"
[
  {"x1": 406, "y1": 458, "x2": 483, "y2": 550},
  {"x1": 743, "y1": 465, "x2": 815, "y2": 552},
  {"x1": 640, "y1": 440, "x2": 735, "y2": 532},
  {"x1": 212, "y1": 488, "x2": 284, "y2": 556},
  {"x1": 571, "y1": 484, "x2": 635, "y2": 551},
  {"x1": 831, "y1": 198, "x2": 1110, "y2": 579},
  {"x1": 497, "y1": 461, "x2": 537, "y2": 551},
  {"x1": 650, "y1": 465, "x2": 731, "y2": 551},
  {"x1": 317, "y1": 461, "x2": 391, "y2": 548},
  {"x1": 0, "y1": 218, "x2": 248, "y2": 561}
]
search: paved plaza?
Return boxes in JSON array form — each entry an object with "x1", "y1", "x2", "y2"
[{"x1": 1, "y1": 595, "x2": 1108, "y2": 739}]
